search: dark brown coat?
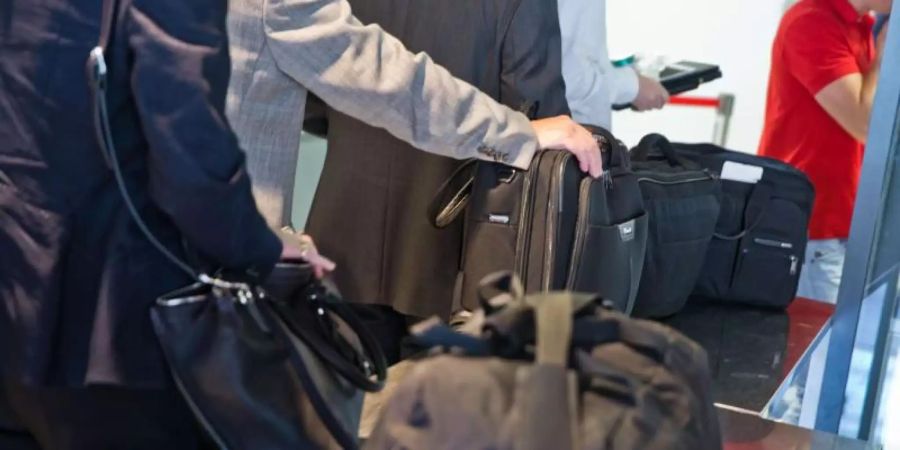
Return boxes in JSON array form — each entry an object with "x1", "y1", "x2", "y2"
[{"x1": 306, "y1": 0, "x2": 570, "y2": 318}]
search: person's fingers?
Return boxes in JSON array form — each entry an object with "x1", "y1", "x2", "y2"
[
  {"x1": 312, "y1": 254, "x2": 337, "y2": 272},
  {"x1": 578, "y1": 147, "x2": 590, "y2": 173},
  {"x1": 588, "y1": 138, "x2": 603, "y2": 178}
]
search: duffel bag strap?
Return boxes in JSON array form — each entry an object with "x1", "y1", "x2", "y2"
[{"x1": 534, "y1": 294, "x2": 575, "y2": 366}]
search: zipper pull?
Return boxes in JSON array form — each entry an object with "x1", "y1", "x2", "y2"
[
  {"x1": 601, "y1": 170, "x2": 613, "y2": 190},
  {"x1": 789, "y1": 255, "x2": 799, "y2": 276}
]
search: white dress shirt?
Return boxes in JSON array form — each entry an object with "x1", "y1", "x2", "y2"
[{"x1": 557, "y1": 0, "x2": 639, "y2": 129}]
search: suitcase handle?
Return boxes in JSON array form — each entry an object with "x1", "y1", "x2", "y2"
[
  {"x1": 581, "y1": 125, "x2": 631, "y2": 171},
  {"x1": 428, "y1": 127, "x2": 622, "y2": 229}
]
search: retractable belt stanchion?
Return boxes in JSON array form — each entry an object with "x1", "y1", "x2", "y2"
[{"x1": 669, "y1": 93, "x2": 736, "y2": 147}]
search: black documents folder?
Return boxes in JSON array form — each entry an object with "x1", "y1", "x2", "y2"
[{"x1": 613, "y1": 60, "x2": 722, "y2": 110}]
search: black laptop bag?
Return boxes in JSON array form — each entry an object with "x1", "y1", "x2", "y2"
[
  {"x1": 432, "y1": 126, "x2": 647, "y2": 315},
  {"x1": 672, "y1": 143, "x2": 815, "y2": 308},
  {"x1": 629, "y1": 134, "x2": 721, "y2": 318}
]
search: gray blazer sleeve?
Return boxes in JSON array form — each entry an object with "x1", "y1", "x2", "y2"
[{"x1": 263, "y1": 0, "x2": 539, "y2": 169}]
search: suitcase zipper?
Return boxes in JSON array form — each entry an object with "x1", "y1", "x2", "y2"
[
  {"x1": 541, "y1": 152, "x2": 571, "y2": 290},
  {"x1": 636, "y1": 171, "x2": 715, "y2": 185},
  {"x1": 566, "y1": 178, "x2": 593, "y2": 290},
  {"x1": 750, "y1": 238, "x2": 799, "y2": 275},
  {"x1": 514, "y1": 156, "x2": 540, "y2": 280},
  {"x1": 753, "y1": 238, "x2": 794, "y2": 250}
]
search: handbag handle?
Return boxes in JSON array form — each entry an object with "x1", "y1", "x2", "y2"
[{"x1": 272, "y1": 284, "x2": 388, "y2": 392}]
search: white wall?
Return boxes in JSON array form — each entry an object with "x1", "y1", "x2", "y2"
[{"x1": 606, "y1": 0, "x2": 789, "y2": 153}]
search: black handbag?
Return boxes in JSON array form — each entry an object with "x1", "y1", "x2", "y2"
[
  {"x1": 86, "y1": 1, "x2": 387, "y2": 448},
  {"x1": 629, "y1": 134, "x2": 721, "y2": 318}
]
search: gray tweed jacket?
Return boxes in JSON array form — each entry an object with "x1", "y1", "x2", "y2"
[{"x1": 225, "y1": 0, "x2": 540, "y2": 227}]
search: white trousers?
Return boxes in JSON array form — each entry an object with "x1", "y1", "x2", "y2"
[{"x1": 796, "y1": 239, "x2": 847, "y2": 304}]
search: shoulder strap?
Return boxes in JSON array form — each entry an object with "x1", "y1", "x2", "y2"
[
  {"x1": 87, "y1": 0, "x2": 200, "y2": 281},
  {"x1": 98, "y1": 0, "x2": 118, "y2": 49}
]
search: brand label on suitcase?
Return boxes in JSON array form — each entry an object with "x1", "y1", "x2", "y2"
[{"x1": 618, "y1": 219, "x2": 636, "y2": 242}]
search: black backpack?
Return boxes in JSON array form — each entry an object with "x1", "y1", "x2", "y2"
[
  {"x1": 366, "y1": 272, "x2": 723, "y2": 450},
  {"x1": 432, "y1": 126, "x2": 647, "y2": 314},
  {"x1": 672, "y1": 143, "x2": 815, "y2": 308},
  {"x1": 629, "y1": 134, "x2": 721, "y2": 318}
]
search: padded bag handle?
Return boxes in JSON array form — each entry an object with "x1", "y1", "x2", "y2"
[{"x1": 631, "y1": 133, "x2": 686, "y2": 167}]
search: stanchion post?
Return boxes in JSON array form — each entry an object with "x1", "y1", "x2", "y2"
[{"x1": 712, "y1": 93, "x2": 735, "y2": 147}]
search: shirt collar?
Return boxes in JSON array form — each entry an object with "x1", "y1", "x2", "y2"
[{"x1": 826, "y1": 0, "x2": 876, "y2": 25}]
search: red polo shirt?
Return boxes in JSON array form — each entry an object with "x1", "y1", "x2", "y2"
[{"x1": 758, "y1": 0, "x2": 875, "y2": 240}]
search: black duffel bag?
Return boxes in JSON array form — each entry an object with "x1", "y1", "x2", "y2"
[
  {"x1": 366, "y1": 272, "x2": 723, "y2": 450},
  {"x1": 629, "y1": 134, "x2": 721, "y2": 318},
  {"x1": 672, "y1": 143, "x2": 815, "y2": 308}
]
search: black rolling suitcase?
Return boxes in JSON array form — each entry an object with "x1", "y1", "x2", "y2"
[
  {"x1": 629, "y1": 134, "x2": 721, "y2": 318},
  {"x1": 672, "y1": 143, "x2": 815, "y2": 309},
  {"x1": 432, "y1": 126, "x2": 647, "y2": 314}
]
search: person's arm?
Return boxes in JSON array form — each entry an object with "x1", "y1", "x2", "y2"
[
  {"x1": 556, "y1": 0, "x2": 665, "y2": 126},
  {"x1": 813, "y1": 26, "x2": 887, "y2": 143},
  {"x1": 262, "y1": 0, "x2": 600, "y2": 175},
  {"x1": 127, "y1": 0, "x2": 283, "y2": 276},
  {"x1": 785, "y1": 15, "x2": 884, "y2": 144},
  {"x1": 499, "y1": 0, "x2": 570, "y2": 118}
]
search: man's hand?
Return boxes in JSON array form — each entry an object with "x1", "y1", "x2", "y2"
[
  {"x1": 531, "y1": 116, "x2": 603, "y2": 177},
  {"x1": 632, "y1": 74, "x2": 670, "y2": 111},
  {"x1": 280, "y1": 230, "x2": 336, "y2": 279}
]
